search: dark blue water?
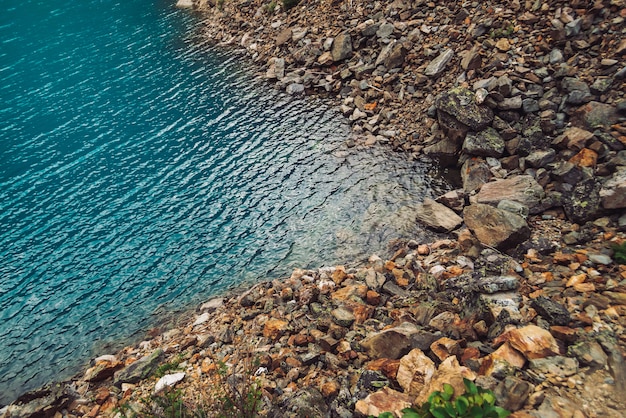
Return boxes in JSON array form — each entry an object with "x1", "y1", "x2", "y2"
[{"x1": 0, "y1": 0, "x2": 450, "y2": 404}]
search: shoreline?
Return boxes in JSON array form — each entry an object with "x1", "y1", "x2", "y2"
[{"x1": 3, "y1": 0, "x2": 626, "y2": 416}]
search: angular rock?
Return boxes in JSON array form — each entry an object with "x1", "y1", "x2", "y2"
[
  {"x1": 529, "y1": 356, "x2": 578, "y2": 377},
  {"x1": 480, "y1": 341, "x2": 526, "y2": 376},
  {"x1": 462, "y1": 128, "x2": 505, "y2": 157},
  {"x1": 2, "y1": 384, "x2": 74, "y2": 418},
  {"x1": 472, "y1": 175, "x2": 545, "y2": 213},
  {"x1": 479, "y1": 291, "x2": 523, "y2": 322},
  {"x1": 600, "y1": 167, "x2": 626, "y2": 209},
  {"x1": 396, "y1": 348, "x2": 436, "y2": 396},
  {"x1": 84, "y1": 357, "x2": 124, "y2": 382},
  {"x1": 531, "y1": 297, "x2": 571, "y2": 326},
  {"x1": 568, "y1": 340, "x2": 608, "y2": 369},
  {"x1": 263, "y1": 318, "x2": 289, "y2": 340},
  {"x1": 424, "y1": 48, "x2": 454, "y2": 77},
  {"x1": 331, "y1": 33, "x2": 352, "y2": 62},
  {"x1": 114, "y1": 349, "x2": 164, "y2": 386},
  {"x1": 266, "y1": 57, "x2": 285, "y2": 80},
  {"x1": 415, "y1": 198, "x2": 463, "y2": 232},
  {"x1": 572, "y1": 101, "x2": 619, "y2": 129},
  {"x1": 435, "y1": 87, "x2": 494, "y2": 131},
  {"x1": 473, "y1": 276, "x2": 519, "y2": 294},
  {"x1": 415, "y1": 356, "x2": 476, "y2": 405},
  {"x1": 154, "y1": 372, "x2": 185, "y2": 394},
  {"x1": 463, "y1": 204, "x2": 530, "y2": 250},
  {"x1": 461, "y1": 157, "x2": 493, "y2": 193},
  {"x1": 562, "y1": 177, "x2": 602, "y2": 223},
  {"x1": 354, "y1": 387, "x2": 412, "y2": 417},
  {"x1": 553, "y1": 127, "x2": 595, "y2": 151},
  {"x1": 278, "y1": 387, "x2": 328, "y2": 417},
  {"x1": 494, "y1": 376, "x2": 533, "y2": 412},
  {"x1": 360, "y1": 322, "x2": 420, "y2": 360},
  {"x1": 495, "y1": 325, "x2": 559, "y2": 360}
]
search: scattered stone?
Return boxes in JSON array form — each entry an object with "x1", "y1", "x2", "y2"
[
  {"x1": 416, "y1": 198, "x2": 463, "y2": 232},
  {"x1": 114, "y1": 349, "x2": 164, "y2": 386},
  {"x1": 425, "y1": 49, "x2": 454, "y2": 77},
  {"x1": 463, "y1": 203, "x2": 530, "y2": 250},
  {"x1": 495, "y1": 325, "x2": 559, "y2": 360},
  {"x1": 331, "y1": 33, "x2": 352, "y2": 62},
  {"x1": 154, "y1": 372, "x2": 185, "y2": 394}
]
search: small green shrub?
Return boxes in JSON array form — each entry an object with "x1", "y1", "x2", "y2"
[
  {"x1": 264, "y1": 0, "x2": 277, "y2": 13},
  {"x1": 489, "y1": 24, "x2": 515, "y2": 39},
  {"x1": 282, "y1": 0, "x2": 299, "y2": 11},
  {"x1": 377, "y1": 379, "x2": 510, "y2": 418},
  {"x1": 214, "y1": 358, "x2": 262, "y2": 418},
  {"x1": 154, "y1": 354, "x2": 184, "y2": 378},
  {"x1": 612, "y1": 242, "x2": 626, "y2": 265}
]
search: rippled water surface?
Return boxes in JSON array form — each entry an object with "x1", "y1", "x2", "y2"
[{"x1": 0, "y1": 0, "x2": 451, "y2": 403}]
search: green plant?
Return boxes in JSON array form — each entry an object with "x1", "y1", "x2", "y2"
[
  {"x1": 282, "y1": 0, "x2": 299, "y2": 11},
  {"x1": 612, "y1": 242, "x2": 626, "y2": 265},
  {"x1": 489, "y1": 24, "x2": 515, "y2": 39},
  {"x1": 213, "y1": 356, "x2": 262, "y2": 418},
  {"x1": 377, "y1": 379, "x2": 510, "y2": 418},
  {"x1": 154, "y1": 354, "x2": 185, "y2": 378},
  {"x1": 264, "y1": 0, "x2": 277, "y2": 13}
]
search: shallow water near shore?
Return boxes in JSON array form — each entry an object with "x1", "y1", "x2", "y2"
[{"x1": 0, "y1": 0, "x2": 451, "y2": 403}]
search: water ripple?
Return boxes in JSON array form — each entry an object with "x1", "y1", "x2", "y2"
[{"x1": 0, "y1": 0, "x2": 452, "y2": 404}]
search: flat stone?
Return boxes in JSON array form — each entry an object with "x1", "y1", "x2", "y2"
[
  {"x1": 494, "y1": 376, "x2": 533, "y2": 412},
  {"x1": 472, "y1": 175, "x2": 545, "y2": 213},
  {"x1": 462, "y1": 127, "x2": 505, "y2": 157},
  {"x1": 331, "y1": 306, "x2": 355, "y2": 328},
  {"x1": 529, "y1": 356, "x2": 578, "y2": 377},
  {"x1": 360, "y1": 322, "x2": 420, "y2": 360},
  {"x1": 114, "y1": 349, "x2": 164, "y2": 386},
  {"x1": 463, "y1": 203, "x2": 530, "y2": 250},
  {"x1": 568, "y1": 340, "x2": 608, "y2": 369},
  {"x1": 424, "y1": 48, "x2": 454, "y2": 77},
  {"x1": 473, "y1": 276, "x2": 519, "y2": 294},
  {"x1": 435, "y1": 87, "x2": 494, "y2": 131},
  {"x1": 494, "y1": 325, "x2": 559, "y2": 360},
  {"x1": 354, "y1": 387, "x2": 412, "y2": 417},
  {"x1": 331, "y1": 33, "x2": 352, "y2": 62},
  {"x1": 154, "y1": 372, "x2": 185, "y2": 394},
  {"x1": 531, "y1": 297, "x2": 571, "y2": 326},
  {"x1": 416, "y1": 198, "x2": 463, "y2": 232}
]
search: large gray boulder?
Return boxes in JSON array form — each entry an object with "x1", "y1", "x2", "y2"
[
  {"x1": 434, "y1": 87, "x2": 494, "y2": 131},
  {"x1": 114, "y1": 348, "x2": 164, "y2": 387},
  {"x1": 462, "y1": 127, "x2": 505, "y2": 157},
  {"x1": 331, "y1": 33, "x2": 352, "y2": 62},
  {"x1": 463, "y1": 203, "x2": 530, "y2": 250}
]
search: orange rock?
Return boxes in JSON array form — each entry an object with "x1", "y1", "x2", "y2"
[
  {"x1": 550, "y1": 326, "x2": 578, "y2": 343},
  {"x1": 321, "y1": 380, "x2": 340, "y2": 397},
  {"x1": 430, "y1": 337, "x2": 462, "y2": 361},
  {"x1": 331, "y1": 284, "x2": 368, "y2": 301},
  {"x1": 566, "y1": 273, "x2": 587, "y2": 287},
  {"x1": 574, "y1": 282, "x2": 595, "y2": 293},
  {"x1": 263, "y1": 319, "x2": 289, "y2": 340},
  {"x1": 331, "y1": 266, "x2": 347, "y2": 285},
  {"x1": 355, "y1": 387, "x2": 412, "y2": 417},
  {"x1": 94, "y1": 387, "x2": 110, "y2": 405},
  {"x1": 366, "y1": 358, "x2": 401, "y2": 379},
  {"x1": 397, "y1": 348, "x2": 436, "y2": 396},
  {"x1": 415, "y1": 356, "x2": 476, "y2": 405},
  {"x1": 384, "y1": 260, "x2": 396, "y2": 271},
  {"x1": 461, "y1": 346, "x2": 481, "y2": 364},
  {"x1": 87, "y1": 405, "x2": 100, "y2": 418},
  {"x1": 479, "y1": 342, "x2": 526, "y2": 376},
  {"x1": 349, "y1": 303, "x2": 374, "y2": 324},
  {"x1": 494, "y1": 325, "x2": 559, "y2": 360},
  {"x1": 366, "y1": 290, "x2": 381, "y2": 305},
  {"x1": 364, "y1": 102, "x2": 377, "y2": 111}
]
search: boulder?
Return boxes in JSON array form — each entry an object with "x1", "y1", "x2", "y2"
[
  {"x1": 530, "y1": 297, "x2": 571, "y2": 326},
  {"x1": 600, "y1": 167, "x2": 626, "y2": 209},
  {"x1": 415, "y1": 356, "x2": 476, "y2": 405},
  {"x1": 463, "y1": 204, "x2": 530, "y2": 250},
  {"x1": 472, "y1": 175, "x2": 545, "y2": 213},
  {"x1": 360, "y1": 322, "x2": 420, "y2": 360},
  {"x1": 462, "y1": 128, "x2": 505, "y2": 157},
  {"x1": 396, "y1": 348, "x2": 436, "y2": 396},
  {"x1": 331, "y1": 33, "x2": 352, "y2": 62},
  {"x1": 114, "y1": 349, "x2": 164, "y2": 386},
  {"x1": 461, "y1": 158, "x2": 493, "y2": 193},
  {"x1": 415, "y1": 198, "x2": 463, "y2": 232},
  {"x1": 435, "y1": 87, "x2": 494, "y2": 131},
  {"x1": 494, "y1": 325, "x2": 559, "y2": 360},
  {"x1": 1, "y1": 384, "x2": 74, "y2": 418},
  {"x1": 154, "y1": 372, "x2": 185, "y2": 394},
  {"x1": 354, "y1": 387, "x2": 412, "y2": 417},
  {"x1": 562, "y1": 177, "x2": 602, "y2": 223}
]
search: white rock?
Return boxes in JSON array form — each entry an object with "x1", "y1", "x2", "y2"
[
  {"x1": 154, "y1": 372, "x2": 186, "y2": 394},
  {"x1": 175, "y1": 0, "x2": 193, "y2": 7},
  {"x1": 193, "y1": 312, "x2": 210, "y2": 326}
]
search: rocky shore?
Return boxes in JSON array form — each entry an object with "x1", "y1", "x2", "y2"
[{"x1": 3, "y1": 0, "x2": 626, "y2": 417}]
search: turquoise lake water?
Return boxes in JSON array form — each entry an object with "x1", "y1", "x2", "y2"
[{"x1": 0, "y1": 0, "x2": 451, "y2": 403}]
